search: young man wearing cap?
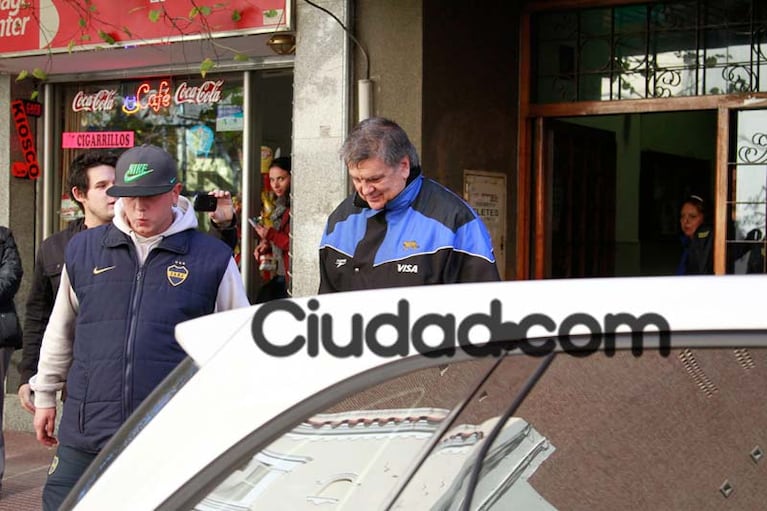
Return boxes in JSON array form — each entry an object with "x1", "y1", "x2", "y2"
[
  {"x1": 18, "y1": 152, "x2": 238, "y2": 414},
  {"x1": 31, "y1": 144, "x2": 250, "y2": 511}
]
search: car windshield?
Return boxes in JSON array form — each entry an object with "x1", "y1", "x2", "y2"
[{"x1": 178, "y1": 335, "x2": 767, "y2": 510}]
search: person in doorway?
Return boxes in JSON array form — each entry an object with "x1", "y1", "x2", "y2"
[
  {"x1": 31, "y1": 144, "x2": 250, "y2": 511},
  {"x1": 253, "y1": 156, "x2": 291, "y2": 302},
  {"x1": 677, "y1": 194, "x2": 713, "y2": 275},
  {"x1": 319, "y1": 117, "x2": 500, "y2": 292},
  {"x1": 0, "y1": 226, "x2": 23, "y2": 493}
]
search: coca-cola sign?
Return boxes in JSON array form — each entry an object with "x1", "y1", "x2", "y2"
[
  {"x1": 72, "y1": 89, "x2": 117, "y2": 112},
  {"x1": 175, "y1": 81, "x2": 225, "y2": 105}
]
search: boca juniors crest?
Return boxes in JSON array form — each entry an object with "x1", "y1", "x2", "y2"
[{"x1": 167, "y1": 263, "x2": 189, "y2": 287}]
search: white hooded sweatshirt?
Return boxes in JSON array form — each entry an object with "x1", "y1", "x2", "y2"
[{"x1": 31, "y1": 196, "x2": 250, "y2": 409}]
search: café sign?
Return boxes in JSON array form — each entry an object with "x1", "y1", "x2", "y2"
[{"x1": 73, "y1": 80, "x2": 226, "y2": 114}]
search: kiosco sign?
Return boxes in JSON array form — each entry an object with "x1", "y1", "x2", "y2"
[{"x1": 11, "y1": 99, "x2": 40, "y2": 179}]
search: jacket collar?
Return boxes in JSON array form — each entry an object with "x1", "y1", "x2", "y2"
[
  {"x1": 103, "y1": 224, "x2": 192, "y2": 255},
  {"x1": 352, "y1": 165, "x2": 423, "y2": 211}
]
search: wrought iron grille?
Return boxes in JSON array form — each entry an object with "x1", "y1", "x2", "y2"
[{"x1": 532, "y1": 0, "x2": 767, "y2": 102}]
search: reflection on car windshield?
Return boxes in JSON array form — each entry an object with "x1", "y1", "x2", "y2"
[{"x1": 193, "y1": 345, "x2": 767, "y2": 511}]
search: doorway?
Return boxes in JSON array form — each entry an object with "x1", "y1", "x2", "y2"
[{"x1": 539, "y1": 111, "x2": 717, "y2": 278}]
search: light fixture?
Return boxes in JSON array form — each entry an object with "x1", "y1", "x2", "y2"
[{"x1": 266, "y1": 33, "x2": 296, "y2": 55}]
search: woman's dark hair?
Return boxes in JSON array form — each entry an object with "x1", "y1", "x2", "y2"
[
  {"x1": 681, "y1": 194, "x2": 706, "y2": 218},
  {"x1": 270, "y1": 156, "x2": 291, "y2": 173}
]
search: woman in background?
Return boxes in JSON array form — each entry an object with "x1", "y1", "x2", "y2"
[
  {"x1": 677, "y1": 194, "x2": 713, "y2": 275},
  {"x1": 254, "y1": 157, "x2": 291, "y2": 302}
]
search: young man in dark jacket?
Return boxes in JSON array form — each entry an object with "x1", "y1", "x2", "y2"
[
  {"x1": 17, "y1": 151, "x2": 117, "y2": 412},
  {"x1": 319, "y1": 117, "x2": 500, "y2": 292}
]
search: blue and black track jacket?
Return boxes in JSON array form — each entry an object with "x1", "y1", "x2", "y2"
[{"x1": 319, "y1": 167, "x2": 500, "y2": 293}]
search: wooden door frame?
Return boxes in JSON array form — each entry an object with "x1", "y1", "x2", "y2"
[{"x1": 516, "y1": 3, "x2": 767, "y2": 279}]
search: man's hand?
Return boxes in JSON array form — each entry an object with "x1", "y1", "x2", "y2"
[
  {"x1": 208, "y1": 190, "x2": 235, "y2": 226},
  {"x1": 18, "y1": 383, "x2": 35, "y2": 414},
  {"x1": 34, "y1": 407, "x2": 58, "y2": 447}
]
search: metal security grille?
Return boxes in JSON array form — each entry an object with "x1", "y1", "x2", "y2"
[
  {"x1": 532, "y1": 0, "x2": 767, "y2": 102},
  {"x1": 678, "y1": 348, "x2": 719, "y2": 397}
]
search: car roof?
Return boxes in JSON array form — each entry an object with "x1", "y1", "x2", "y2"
[{"x1": 69, "y1": 276, "x2": 767, "y2": 510}]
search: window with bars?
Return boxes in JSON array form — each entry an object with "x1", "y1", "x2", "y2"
[{"x1": 532, "y1": 0, "x2": 767, "y2": 103}]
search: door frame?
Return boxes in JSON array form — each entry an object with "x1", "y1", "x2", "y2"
[{"x1": 517, "y1": 2, "x2": 767, "y2": 279}]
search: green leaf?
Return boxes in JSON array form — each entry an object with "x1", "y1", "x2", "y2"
[
  {"x1": 98, "y1": 30, "x2": 115, "y2": 45},
  {"x1": 200, "y1": 58, "x2": 215, "y2": 78},
  {"x1": 190, "y1": 7, "x2": 200, "y2": 18},
  {"x1": 16, "y1": 70, "x2": 28, "y2": 81},
  {"x1": 31, "y1": 90, "x2": 40, "y2": 101},
  {"x1": 78, "y1": 17, "x2": 86, "y2": 28},
  {"x1": 199, "y1": 6, "x2": 212, "y2": 15},
  {"x1": 32, "y1": 68, "x2": 47, "y2": 80},
  {"x1": 234, "y1": 53, "x2": 249, "y2": 62},
  {"x1": 231, "y1": 10, "x2": 241, "y2": 22},
  {"x1": 148, "y1": 10, "x2": 161, "y2": 22},
  {"x1": 67, "y1": 40, "x2": 76, "y2": 52},
  {"x1": 80, "y1": 34, "x2": 91, "y2": 41}
]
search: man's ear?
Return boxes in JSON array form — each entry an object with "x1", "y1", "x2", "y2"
[
  {"x1": 70, "y1": 186, "x2": 86, "y2": 204},
  {"x1": 398, "y1": 156, "x2": 410, "y2": 178}
]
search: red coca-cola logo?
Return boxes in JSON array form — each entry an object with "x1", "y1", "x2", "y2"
[
  {"x1": 174, "y1": 80, "x2": 224, "y2": 104},
  {"x1": 72, "y1": 90, "x2": 117, "y2": 112}
]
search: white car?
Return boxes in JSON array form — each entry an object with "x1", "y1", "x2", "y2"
[{"x1": 65, "y1": 276, "x2": 767, "y2": 510}]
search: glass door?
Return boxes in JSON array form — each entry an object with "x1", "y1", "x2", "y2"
[{"x1": 727, "y1": 109, "x2": 767, "y2": 274}]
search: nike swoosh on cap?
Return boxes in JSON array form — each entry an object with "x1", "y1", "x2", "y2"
[{"x1": 123, "y1": 163, "x2": 155, "y2": 183}]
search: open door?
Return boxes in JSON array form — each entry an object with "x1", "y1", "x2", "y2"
[{"x1": 544, "y1": 120, "x2": 616, "y2": 278}]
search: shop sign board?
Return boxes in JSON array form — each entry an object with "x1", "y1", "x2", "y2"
[
  {"x1": 464, "y1": 170, "x2": 507, "y2": 279},
  {"x1": 62, "y1": 131, "x2": 135, "y2": 149},
  {"x1": 2, "y1": 0, "x2": 289, "y2": 57},
  {"x1": 72, "y1": 80, "x2": 227, "y2": 114},
  {"x1": 10, "y1": 99, "x2": 40, "y2": 179},
  {"x1": 23, "y1": 99, "x2": 42, "y2": 117}
]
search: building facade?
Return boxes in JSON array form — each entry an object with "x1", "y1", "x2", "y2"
[{"x1": 2, "y1": 0, "x2": 767, "y2": 423}]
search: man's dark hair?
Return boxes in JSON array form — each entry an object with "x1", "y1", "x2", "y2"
[
  {"x1": 68, "y1": 151, "x2": 118, "y2": 212},
  {"x1": 340, "y1": 117, "x2": 420, "y2": 169}
]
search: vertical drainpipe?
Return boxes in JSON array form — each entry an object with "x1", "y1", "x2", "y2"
[
  {"x1": 240, "y1": 70, "x2": 253, "y2": 289},
  {"x1": 42, "y1": 82, "x2": 54, "y2": 239}
]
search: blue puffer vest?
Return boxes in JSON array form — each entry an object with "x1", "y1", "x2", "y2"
[{"x1": 59, "y1": 223, "x2": 232, "y2": 452}]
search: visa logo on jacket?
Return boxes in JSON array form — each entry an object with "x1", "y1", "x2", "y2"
[{"x1": 397, "y1": 264, "x2": 418, "y2": 273}]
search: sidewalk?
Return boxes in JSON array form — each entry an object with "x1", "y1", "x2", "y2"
[{"x1": 1, "y1": 430, "x2": 52, "y2": 511}]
